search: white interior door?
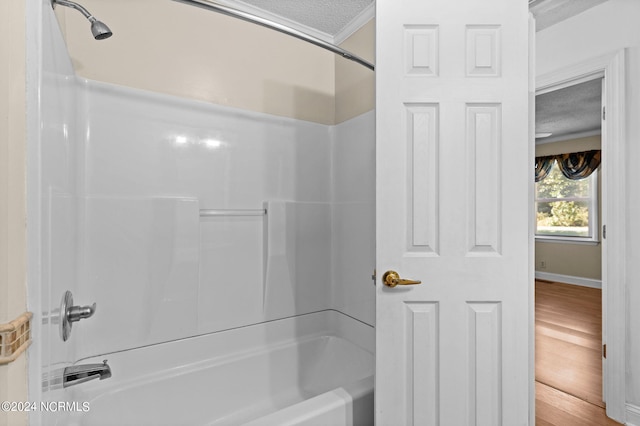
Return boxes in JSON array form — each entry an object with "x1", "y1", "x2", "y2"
[{"x1": 375, "y1": 0, "x2": 532, "y2": 424}]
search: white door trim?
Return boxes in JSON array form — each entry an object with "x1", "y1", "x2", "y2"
[{"x1": 536, "y1": 49, "x2": 627, "y2": 423}]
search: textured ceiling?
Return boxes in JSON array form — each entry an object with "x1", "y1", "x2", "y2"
[
  {"x1": 536, "y1": 78, "x2": 602, "y2": 143},
  {"x1": 234, "y1": 0, "x2": 374, "y2": 37}
]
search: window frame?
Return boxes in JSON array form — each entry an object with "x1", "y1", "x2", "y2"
[{"x1": 534, "y1": 165, "x2": 599, "y2": 244}]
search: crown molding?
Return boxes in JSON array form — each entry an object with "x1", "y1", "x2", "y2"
[
  {"x1": 535, "y1": 129, "x2": 601, "y2": 145},
  {"x1": 333, "y1": 2, "x2": 375, "y2": 45}
]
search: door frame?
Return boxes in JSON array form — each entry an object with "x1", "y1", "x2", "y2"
[{"x1": 535, "y1": 49, "x2": 626, "y2": 423}]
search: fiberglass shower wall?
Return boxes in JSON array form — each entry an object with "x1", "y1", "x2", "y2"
[{"x1": 72, "y1": 82, "x2": 335, "y2": 357}]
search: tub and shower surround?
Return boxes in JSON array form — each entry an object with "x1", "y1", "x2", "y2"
[
  {"x1": 59, "y1": 80, "x2": 374, "y2": 424},
  {"x1": 61, "y1": 66, "x2": 375, "y2": 352},
  {"x1": 34, "y1": 5, "x2": 375, "y2": 424}
]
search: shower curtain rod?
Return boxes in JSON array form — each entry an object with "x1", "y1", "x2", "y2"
[{"x1": 172, "y1": 0, "x2": 375, "y2": 71}]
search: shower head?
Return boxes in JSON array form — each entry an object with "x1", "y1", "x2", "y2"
[
  {"x1": 89, "y1": 18, "x2": 113, "y2": 40},
  {"x1": 52, "y1": 0, "x2": 113, "y2": 40}
]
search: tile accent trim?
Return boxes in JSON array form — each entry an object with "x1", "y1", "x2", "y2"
[{"x1": 0, "y1": 312, "x2": 32, "y2": 364}]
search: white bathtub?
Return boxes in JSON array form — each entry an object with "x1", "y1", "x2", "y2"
[{"x1": 65, "y1": 311, "x2": 374, "y2": 426}]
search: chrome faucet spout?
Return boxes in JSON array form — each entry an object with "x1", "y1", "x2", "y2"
[{"x1": 63, "y1": 360, "x2": 112, "y2": 388}]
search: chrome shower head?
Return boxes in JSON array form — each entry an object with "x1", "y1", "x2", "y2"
[
  {"x1": 89, "y1": 18, "x2": 113, "y2": 40},
  {"x1": 53, "y1": 0, "x2": 113, "y2": 40}
]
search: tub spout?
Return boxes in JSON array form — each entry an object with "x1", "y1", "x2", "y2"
[{"x1": 63, "y1": 360, "x2": 111, "y2": 388}]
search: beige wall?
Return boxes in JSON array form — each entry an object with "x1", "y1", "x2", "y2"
[
  {"x1": 335, "y1": 20, "x2": 375, "y2": 123},
  {"x1": 56, "y1": 1, "x2": 375, "y2": 125},
  {"x1": 0, "y1": 0, "x2": 28, "y2": 424},
  {"x1": 57, "y1": 0, "x2": 336, "y2": 124},
  {"x1": 535, "y1": 135, "x2": 602, "y2": 280}
]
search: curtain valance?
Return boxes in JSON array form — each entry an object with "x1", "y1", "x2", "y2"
[{"x1": 535, "y1": 149, "x2": 601, "y2": 182}]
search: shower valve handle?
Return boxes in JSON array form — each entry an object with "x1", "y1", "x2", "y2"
[
  {"x1": 60, "y1": 291, "x2": 97, "y2": 342},
  {"x1": 67, "y1": 303, "x2": 96, "y2": 323}
]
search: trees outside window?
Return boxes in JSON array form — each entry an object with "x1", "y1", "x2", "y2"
[{"x1": 535, "y1": 162, "x2": 598, "y2": 241}]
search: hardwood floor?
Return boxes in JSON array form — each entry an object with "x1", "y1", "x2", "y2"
[
  {"x1": 536, "y1": 382, "x2": 620, "y2": 426},
  {"x1": 535, "y1": 280, "x2": 620, "y2": 425}
]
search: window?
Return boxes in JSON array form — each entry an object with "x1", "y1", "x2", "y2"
[{"x1": 535, "y1": 161, "x2": 598, "y2": 242}]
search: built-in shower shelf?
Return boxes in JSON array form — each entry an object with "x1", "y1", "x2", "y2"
[{"x1": 199, "y1": 209, "x2": 267, "y2": 217}]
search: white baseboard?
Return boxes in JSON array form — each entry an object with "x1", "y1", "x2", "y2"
[
  {"x1": 627, "y1": 403, "x2": 640, "y2": 426},
  {"x1": 534, "y1": 271, "x2": 602, "y2": 289}
]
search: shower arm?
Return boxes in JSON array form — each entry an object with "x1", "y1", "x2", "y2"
[
  {"x1": 51, "y1": 0, "x2": 113, "y2": 40},
  {"x1": 53, "y1": 0, "x2": 97, "y2": 22},
  {"x1": 171, "y1": 0, "x2": 375, "y2": 71}
]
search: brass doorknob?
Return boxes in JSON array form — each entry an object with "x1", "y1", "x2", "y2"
[{"x1": 382, "y1": 270, "x2": 422, "y2": 288}]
